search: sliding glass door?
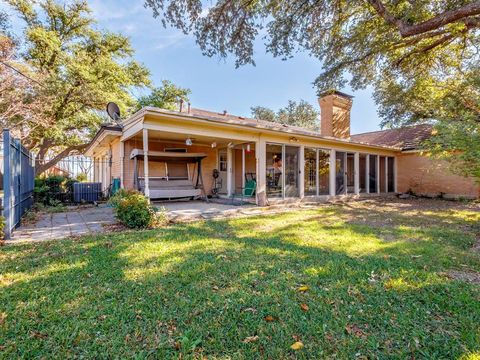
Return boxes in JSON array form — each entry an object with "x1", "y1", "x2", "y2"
[
  {"x1": 284, "y1": 146, "x2": 299, "y2": 197},
  {"x1": 304, "y1": 148, "x2": 317, "y2": 196},
  {"x1": 304, "y1": 148, "x2": 330, "y2": 196},
  {"x1": 266, "y1": 143, "x2": 299, "y2": 199}
]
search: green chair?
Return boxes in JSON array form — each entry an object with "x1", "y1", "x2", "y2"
[{"x1": 231, "y1": 179, "x2": 256, "y2": 205}]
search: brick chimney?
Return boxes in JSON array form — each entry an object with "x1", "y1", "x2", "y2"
[{"x1": 318, "y1": 91, "x2": 353, "y2": 139}]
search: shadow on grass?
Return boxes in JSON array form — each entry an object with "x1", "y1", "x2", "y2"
[{"x1": 0, "y1": 204, "x2": 479, "y2": 358}]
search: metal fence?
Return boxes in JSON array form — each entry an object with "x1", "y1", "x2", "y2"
[{"x1": 2, "y1": 129, "x2": 35, "y2": 239}]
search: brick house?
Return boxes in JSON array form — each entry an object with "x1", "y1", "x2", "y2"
[{"x1": 84, "y1": 91, "x2": 479, "y2": 204}]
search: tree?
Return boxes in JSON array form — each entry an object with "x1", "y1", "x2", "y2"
[
  {"x1": 4, "y1": 0, "x2": 150, "y2": 175},
  {"x1": 135, "y1": 80, "x2": 190, "y2": 111},
  {"x1": 145, "y1": 0, "x2": 480, "y2": 179},
  {"x1": 251, "y1": 100, "x2": 319, "y2": 130}
]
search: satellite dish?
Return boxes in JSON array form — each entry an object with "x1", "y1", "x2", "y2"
[{"x1": 106, "y1": 102, "x2": 121, "y2": 122}]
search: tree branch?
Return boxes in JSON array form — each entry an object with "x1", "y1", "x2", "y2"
[
  {"x1": 35, "y1": 143, "x2": 89, "y2": 176},
  {"x1": 367, "y1": 0, "x2": 480, "y2": 38}
]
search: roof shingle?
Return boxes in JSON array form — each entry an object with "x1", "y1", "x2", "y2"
[{"x1": 351, "y1": 124, "x2": 433, "y2": 150}]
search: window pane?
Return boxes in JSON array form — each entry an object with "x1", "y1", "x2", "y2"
[
  {"x1": 284, "y1": 146, "x2": 299, "y2": 197},
  {"x1": 266, "y1": 144, "x2": 283, "y2": 198},
  {"x1": 369, "y1": 155, "x2": 377, "y2": 192},
  {"x1": 346, "y1": 153, "x2": 355, "y2": 193},
  {"x1": 335, "y1": 151, "x2": 346, "y2": 195},
  {"x1": 387, "y1": 157, "x2": 395, "y2": 192},
  {"x1": 304, "y1": 148, "x2": 316, "y2": 196},
  {"x1": 379, "y1": 156, "x2": 386, "y2": 193},
  {"x1": 318, "y1": 149, "x2": 330, "y2": 195},
  {"x1": 359, "y1": 154, "x2": 367, "y2": 193}
]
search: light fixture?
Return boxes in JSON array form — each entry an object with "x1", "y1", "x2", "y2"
[
  {"x1": 289, "y1": 137, "x2": 298, "y2": 143},
  {"x1": 246, "y1": 144, "x2": 251, "y2": 152},
  {"x1": 186, "y1": 137, "x2": 193, "y2": 146},
  {"x1": 227, "y1": 142, "x2": 234, "y2": 149},
  {"x1": 211, "y1": 142, "x2": 217, "y2": 148}
]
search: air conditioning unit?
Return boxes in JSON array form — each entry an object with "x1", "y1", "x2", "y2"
[{"x1": 73, "y1": 182, "x2": 102, "y2": 203}]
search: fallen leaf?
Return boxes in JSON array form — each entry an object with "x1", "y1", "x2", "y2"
[
  {"x1": 345, "y1": 324, "x2": 368, "y2": 339},
  {"x1": 300, "y1": 303, "x2": 309, "y2": 312},
  {"x1": 264, "y1": 315, "x2": 274, "y2": 322},
  {"x1": 290, "y1": 341, "x2": 304, "y2": 350},
  {"x1": 243, "y1": 335, "x2": 259, "y2": 343},
  {"x1": 297, "y1": 285, "x2": 309, "y2": 292}
]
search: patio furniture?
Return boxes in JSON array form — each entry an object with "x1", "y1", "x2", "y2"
[
  {"x1": 130, "y1": 149, "x2": 208, "y2": 201},
  {"x1": 231, "y1": 178, "x2": 256, "y2": 205}
]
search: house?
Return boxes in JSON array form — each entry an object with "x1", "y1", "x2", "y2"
[{"x1": 84, "y1": 91, "x2": 479, "y2": 204}]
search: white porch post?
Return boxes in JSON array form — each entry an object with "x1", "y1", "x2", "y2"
[
  {"x1": 256, "y1": 138, "x2": 267, "y2": 206},
  {"x1": 299, "y1": 145, "x2": 305, "y2": 199},
  {"x1": 365, "y1": 155, "x2": 370, "y2": 193},
  {"x1": 242, "y1": 146, "x2": 246, "y2": 189},
  {"x1": 119, "y1": 141, "x2": 125, "y2": 189},
  {"x1": 227, "y1": 146, "x2": 233, "y2": 196},
  {"x1": 376, "y1": 155, "x2": 380, "y2": 193},
  {"x1": 354, "y1": 152, "x2": 360, "y2": 195},
  {"x1": 385, "y1": 157, "x2": 389, "y2": 192},
  {"x1": 329, "y1": 149, "x2": 336, "y2": 197},
  {"x1": 143, "y1": 128, "x2": 150, "y2": 198}
]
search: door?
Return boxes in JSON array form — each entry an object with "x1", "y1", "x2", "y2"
[
  {"x1": 218, "y1": 150, "x2": 228, "y2": 194},
  {"x1": 284, "y1": 146, "x2": 299, "y2": 197}
]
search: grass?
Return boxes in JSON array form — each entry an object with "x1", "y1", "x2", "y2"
[{"x1": 0, "y1": 199, "x2": 479, "y2": 359}]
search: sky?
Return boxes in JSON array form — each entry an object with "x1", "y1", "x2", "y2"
[{"x1": 4, "y1": 0, "x2": 383, "y2": 134}]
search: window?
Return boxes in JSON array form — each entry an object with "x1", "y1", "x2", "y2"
[
  {"x1": 219, "y1": 153, "x2": 227, "y2": 172},
  {"x1": 304, "y1": 148, "x2": 317, "y2": 196},
  {"x1": 369, "y1": 155, "x2": 377, "y2": 193}
]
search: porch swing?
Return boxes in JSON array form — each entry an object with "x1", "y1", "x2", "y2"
[{"x1": 130, "y1": 149, "x2": 208, "y2": 201}]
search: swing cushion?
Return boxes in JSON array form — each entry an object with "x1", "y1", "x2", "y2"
[{"x1": 138, "y1": 178, "x2": 201, "y2": 199}]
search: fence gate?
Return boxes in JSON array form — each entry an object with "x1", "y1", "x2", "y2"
[{"x1": 2, "y1": 129, "x2": 35, "y2": 239}]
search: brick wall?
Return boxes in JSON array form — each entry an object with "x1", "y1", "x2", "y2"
[{"x1": 396, "y1": 152, "x2": 479, "y2": 198}]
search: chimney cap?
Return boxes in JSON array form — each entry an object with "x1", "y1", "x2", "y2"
[{"x1": 319, "y1": 90, "x2": 354, "y2": 99}]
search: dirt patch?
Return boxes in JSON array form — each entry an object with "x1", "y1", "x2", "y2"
[{"x1": 447, "y1": 270, "x2": 480, "y2": 285}]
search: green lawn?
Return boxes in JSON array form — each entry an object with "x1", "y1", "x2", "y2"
[{"x1": 1, "y1": 200, "x2": 479, "y2": 359}]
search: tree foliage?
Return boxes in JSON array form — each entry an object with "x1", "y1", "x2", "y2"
[
  {"x1": 251, "y1": 100, "x2": 319, "y2": 130},
  {"x1": 3, "y1": 0, "x2": 150, "y2": 174},
  {"x1": 135, "y1": 80, "x2": 190, "y2": 112},
  {"x1": 145, "y1": 0, "x2": 480, "y2": 179}
]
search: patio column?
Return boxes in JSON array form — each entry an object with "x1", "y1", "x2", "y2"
[
  {"x1": 143, "y1": 128, "x2": 150, "y2": 199},
  {"x1": 299, "y1": 145, "x2": 305, "y2": 199},
  {"x1": 227, "y1": 146, "x2": 233, "y2": 196},
  {"x1": 354, "y1": 152, "x2": 360, "y2": 195},
  {"x1": 256, "y1": 138, "x2": 267, "y2": 206},
  {"x1": 365, "y1": 155, "x2": 370, "y2": 193},
  {"x1": 242, "y1": 146, "x2": 246, "y2": 189},
  {"x1": 119, "y1": 141, "x2": 125, "y2": 189},
  {"x1": 329, "y1": 149, "x2": 336, "y2": 197},
  {"x1": 376, "y1": 155, "x2": 380, "y2": 193}
]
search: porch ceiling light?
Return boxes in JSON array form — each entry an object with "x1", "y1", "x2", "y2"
[
  {"x1": 211, "y1": 142, "x2": 217, "y2": 148},
  {"x1": 186, "y1": 137, "x2": 193, "y2": 146},
  {"x1": 246, "y1": 144, "x2": 251, "y2": 152},
  {"x1": 289, "y1": 137, "x2": 299, "y2": 143}
]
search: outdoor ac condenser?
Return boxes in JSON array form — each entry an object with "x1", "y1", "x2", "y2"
[{"x1": 73, "y1": 182, "x2": 102, "y2": 203}]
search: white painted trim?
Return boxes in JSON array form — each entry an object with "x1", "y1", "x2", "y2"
[
  {"x1": 227, "y1": 146, "x2": 233, "y2": 196},
  {"x1": 299, "y1": 145, "x2": 305, "y2": 199},
  {"x1": 120, "y1": 141, "x2": 125, "y2": 189},
  {"x1": 143, "y1": 129, "x2": 150, "y2": 198},
  {"x1": 365, "y1": 154, "x2": 370, "y2": 193},
  {"x1": 329, "y1": 149, "x2": 336, "y2": 196},
  {"x1": 354, "y1": 152, "x2": 360, "y2": 195}
]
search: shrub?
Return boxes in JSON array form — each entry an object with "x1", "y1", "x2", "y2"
[
  {"x1": 114, "y1": 193, "x2": 154, "y2": 229},
  {"x1": 0, "y1": 216, "x2": 5, "y2": 240},
  {"x1": 108, "y1": 189, "x2": 140, "y2": 209}
]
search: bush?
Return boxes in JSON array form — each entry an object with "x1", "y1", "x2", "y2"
[
  {"x1": 108, "y1": 189, "x2": 140, "y2": 209},
  {"x1": 0, "y1": 216, "x2": 5, "y2": 240},
  {"x1": 111, "y1": 192, "x2": 153, "y2": 229},
  {"x1": 109, "y1": 190, "x2": 168, "y2": 229},
  {"x1": 34, "y1": 175, "x2": 76, "y2": 205}
]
